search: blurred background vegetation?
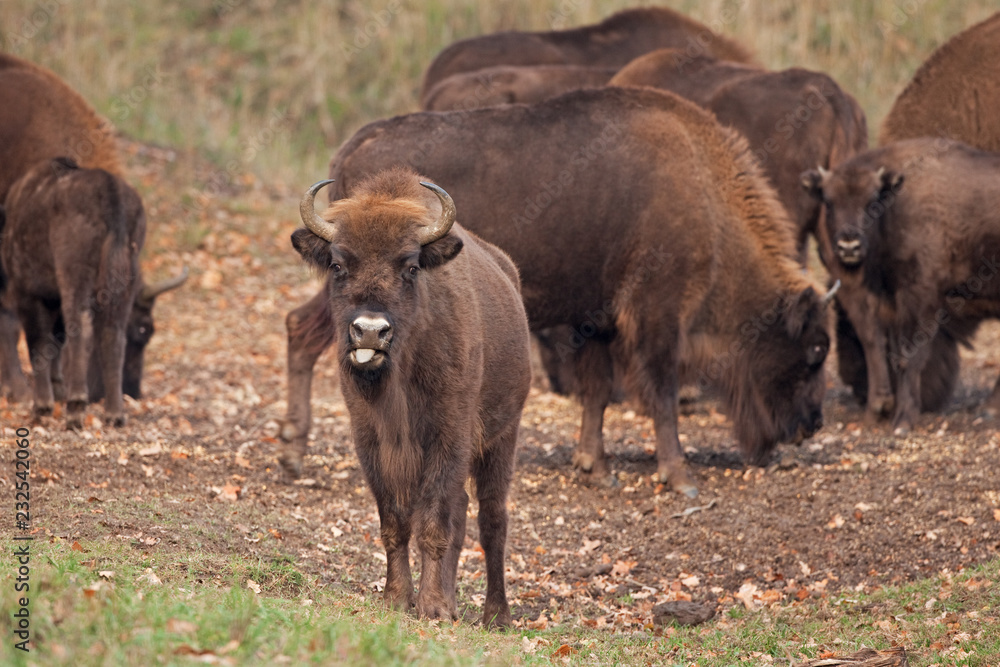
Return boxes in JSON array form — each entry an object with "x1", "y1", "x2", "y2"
[{"x1": 2, "y1": 0, "x2": 998, "y2": 187}]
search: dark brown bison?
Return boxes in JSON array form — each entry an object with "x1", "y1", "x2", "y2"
[
  {"x1": 420, "y1": 7, "x2": 755, "y2": 101},
  {"x1": 802, "y1": 138, "x2": 1000, "y2": 431},
  {"x1": 422, "y1": 64, "x2": 617, "y2": 111},
  {"x1": 291, "y1": 168, "x2": 530, "y2": 628},
  {"x1": 0, "y1": 52, "x2": 186, "y2": 403},
  {"x1": 281, "y1": 87, "x2": 834, "y2": 498},
  {"x1": 1, "y1": 158, "x2": 144, "y2": 427},
  {"x1": 880, "y1": 11, "x2": 1000, "y2": 150},
  {"x1": 610, "y1": 49, "x2": 869, "y2": 261}
]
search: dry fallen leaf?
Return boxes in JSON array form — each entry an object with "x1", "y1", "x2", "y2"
[
  {"x1": 550, "y1": 644, "x2": 578, "y2": 659},
  {"x1": 137, "y1": 569, "x2": 162, "y2": 586},
  {"x1": 827, "y1": 514, "x2": 845, "y2": 529},
  {"x1": 956, "y1": 516, "x2": 975, "y2": 526},
  {"x1": 98, "y1": 571, "x2": 115, "y2": 580},
  {"x1": 993, "y1": 508, "x2": 1000, "y2": 522},
  {"x1": 139, "y1": 443, "x2": 163, "y2": 457},
  {"x1": 681, "y1": 575, "x2": 700, "y2": 588},
  {"x1": 612, "y1": 559, "x2": 637, "y2": 577},
  {"x1": 736, "y1": 582, "x2": 759, "y2": 610},
  {"x1": 218, "y1": 484, "x2": 241, "y2": 502},
  {"x1": 71, "y1": 541, "x2": 87, "y2": 552},
  {"x1": 246, "y1": 579, "x2": 261, "y2": 594}
]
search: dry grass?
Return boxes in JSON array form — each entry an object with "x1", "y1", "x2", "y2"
[{"x1": 3, "y1": 1, "x2": 998, "y2": 186}]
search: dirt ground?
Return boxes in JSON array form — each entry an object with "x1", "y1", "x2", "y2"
[{"x1": 3, "y1": 142, "x2": 1000, "y2": 632}]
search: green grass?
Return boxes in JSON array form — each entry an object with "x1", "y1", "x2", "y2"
[{"x1": 2, "y1": 538, "x2": 998, "y2": 665}]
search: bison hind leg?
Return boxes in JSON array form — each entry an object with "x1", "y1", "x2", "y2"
[
  {"x1": 473, "y1": 421, "x2": 517, "y2": 630},
  {"x1": 0, "y1": 305, "x2": 31, "y2": 402},
  {"x1": 919, "y1": 331, "x2": 959, "y2": 412}
]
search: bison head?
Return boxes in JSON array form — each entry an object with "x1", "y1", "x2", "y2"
[
  {"x1": 730, "y1": 282, "x2": 838, "y2": 464},
  {"x1": 291, "y1": 169, "x2": 464, "y2": 391},
  {"x1": 801, "y1": 165, "x2": 904, "y2": 269}
]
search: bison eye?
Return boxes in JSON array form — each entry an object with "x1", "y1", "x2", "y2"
[
  {"x1": 330, "y1": 262, "x2": 342, "y2": 273},
  {"x1": 408, "y1": 266, "x2": 418, "y2": 277}
]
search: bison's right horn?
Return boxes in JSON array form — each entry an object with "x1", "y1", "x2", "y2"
[
  {"x1": 140, "y1": 266, "x2": 190, "y2": 303},
  {"x1": 817, "y1": 165, "x2": 831, "y2": 181},
  {"x1": 418, "y1": 182, "x2": 457, "y2": 245},
  {"x1": 300, "y1": 179, "x2": 337, "y2": 242},
  {"x1": 822, "y1": 279, "x2": 842, "y2": 307}
]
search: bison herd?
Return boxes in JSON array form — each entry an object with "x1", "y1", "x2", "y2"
[{"x1": 3, "y1": 5, "x2": 1000, "y2": 628}]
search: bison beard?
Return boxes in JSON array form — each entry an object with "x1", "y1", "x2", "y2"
[
  {"x1": 279, "y1": 87, "x2": 833, "y2": 498},
  {"x1": 290, "y1": 169, "x2": 530, "y2": 628}
]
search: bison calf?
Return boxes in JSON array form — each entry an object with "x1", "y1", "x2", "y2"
[
  {"x1": 291, "y1": 168, "x2": 530, "y2": 628},
  {"x1": 803, "y1": 138, "x2": 1000, "y2": 431},
  {"x1": 1, "y1": 158, "x2": 144, "y2": 428}
]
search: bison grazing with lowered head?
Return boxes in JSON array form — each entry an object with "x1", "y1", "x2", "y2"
[
  {"x1": 280, "y1": 87, "x2": 834, "y2": 498},
  {"x1": 422, "y1": 64, "x2": 617, "y2": 112},
  {"x1": 291, "y1": 168, "x2": 530, "y2": 628},
  {"x1": 0, "y1": 52, "x2": 186, "y2": 403},
  {"x1": 420, "y1": 6, "x2": 755, "y2": 102},
  {"x1": 880, "y1": 11, "x2": 1000, "y2": 151},
  {"x1": 1, "y1": 158, "x2": 145, "y2": 427},
  {"x1": 802, "y1": 138, "x2": 1000, "y2": 431}
]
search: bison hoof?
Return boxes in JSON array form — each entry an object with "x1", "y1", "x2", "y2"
[
  {"x1": 65, "y1": 415, "x2": 84, "y2": 431},
  {"x1": 869, "y1": 395, "x2": 894, "y2": 418},
  {"x1": 658, "y1": 467, "x2": 699, "y2": 498},
  {"x1": 571, "y1": 450, "x2": 596, "y2": 472},
  {"x1": 483, "y1": 604, "x2": 512, "y2": 630},
  {"x1": 416, "y1": 594, "x2": 456, "y2": 622},
  {"x1": 278, "y1": 451, "x2": 304, "y2": 480},
  {"x1": 33, "y1": 404, "x2": 53, "y2": 418},
  {"x1": 110, "y1": 414, "x2": 127, "y2": 428}
]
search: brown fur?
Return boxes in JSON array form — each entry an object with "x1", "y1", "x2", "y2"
[
  {"x1": 281, "y1": 87, "x2": 831, "y2": 497},
  {"x1": 880, "y1": 12, "x2": 1000, "y2": 150},
  {"x1": 1, "y1": 158, "x2": 143, "y2": 428},
  {"x1": 804, "y1": 138, "x2": 1000, "y2": 430},
  {"x1": 290, "y1": 168, "x2": 530, "y2": 628},
  {"x1": 0, "y1": 52, "x2": 123, "y2": 402},
  {"x1": 420, "y1": 7, "x2": 756, "y2": 100},
  {"x1": 421, "y1": 64, "x2": 617, "y2": 111}
]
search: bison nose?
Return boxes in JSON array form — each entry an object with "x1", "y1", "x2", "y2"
[
  {"x1": 350, "y1": 314, "x2": 393, "y2": 349},
  {"x1": 837, "y1": 238, "x2": 861, "y2": 253}
]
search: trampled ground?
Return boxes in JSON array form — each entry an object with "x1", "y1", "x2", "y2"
[{"x1": 2, "y1": 141, "x2": 999, "y2": 648}]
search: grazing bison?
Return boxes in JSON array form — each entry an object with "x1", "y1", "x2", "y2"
[
  {"x1": 1, "y1": 158, "x2": 145, "y2": 427},
  {"x1": 420, "y1": 7, "x2": 755, "y2": 100},
  {"x1": 281, "y1": 87, "x2": 834, "y2": 497},
  {"x1": 802, "y1": 138, "x2": 1000, "y2": 431},
  {"x1": 0, "y1": 52, "x2": 186, "y2": 403},
  {"x1": 291, "y1": 168, "x2": 530, "y2": 627},
  {"x1": 880, "y1": 11, "x2": 1000, "y2": 150},
  {"x1": 422, "y1": 64, "x2": 617, "y2": 111}
]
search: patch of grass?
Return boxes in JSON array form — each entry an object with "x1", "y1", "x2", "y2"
[{"x1": 2, "y1": 538, "x2": 997, "y2": 665}]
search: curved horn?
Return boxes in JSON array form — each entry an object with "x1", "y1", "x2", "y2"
[
  {"x1": 140, "y1": 266, "x2": 189, "y2": 302},
  {"x1": 299, "y1": 179, "x2": 337, "y2": 241},
  {"x1": 822, "y1": 279, "x2": 842, "y2": 307},
  {"x1": 817, "y1": 165, "x2": 832, "y2": 180},
  {"x1": 418, "y1": 181, "x2": 457, "y2": 245}
]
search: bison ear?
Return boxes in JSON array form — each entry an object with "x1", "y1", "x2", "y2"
[
  {"x1": 878, "y1": 168, "x2": 904, "y2": 194},
  {"x1": 291, "y1": 228, "x2": 333, "y2": 270},
  {"x1": 800, "y1": 169, "x2": 824, "y2": 199},
  {"x1": 786, "y1": 286, "x2": 819, "y2": 340},
  {"x1": 419, "y1": 233, "x2": 463, "y2": 269}
]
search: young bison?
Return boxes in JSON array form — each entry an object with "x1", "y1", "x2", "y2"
[
  {"x1": 803, "y1": 138, "x2": 1000, "y2": 431},
  {"x1": 1, "y1": 158, "x2": 144, "y2": 428},
  {"x1": 291, "y1": 168, "x2": 531, "y2": 628}
]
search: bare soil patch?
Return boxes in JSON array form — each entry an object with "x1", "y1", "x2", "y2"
[{"x1": 3, "y1": 143, "x2": 999, "y2": 632}]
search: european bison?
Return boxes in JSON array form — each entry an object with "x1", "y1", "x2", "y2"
[
  {"x1": 281, "y1": 87, "x2": 834, "y2": 497},
  {"x1": 880, "y1": 11, "x2": 1000, "y2": 151},
  {"x1": 802, "y1": 138, "x2": 1000, "y2": 431},
  {"x1": 0, "y1": 52, "x2": 186, "y2": 403},
  {"x1": 422, "y1": 64, "x2": 617, "y2": 112},
  {"x1": 291, "y1": 168, "x2": 530, "y2": 628},
  {"x1": 420, "y1": 6, "x2": 755, "y2": 101},
  {"x1": 610, "y1": 49, "x2": 869, "y2": 261},
  {"x1": 1, "y1": 158, "x2": 144, "y2": 427}
]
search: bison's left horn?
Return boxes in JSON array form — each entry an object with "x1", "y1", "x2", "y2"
[
  {"x1": 418, "y1": 181, "x2": 456, "y2": 245},
  {"x1": 300, "y1": 179, "x2": 337, "y2": 241},
  {"x1": 822, "y1": 279, "x2": 842, "y2": 307},
  {"x1": 140, "y1": 266, "x2": 189, "y2": 303}
]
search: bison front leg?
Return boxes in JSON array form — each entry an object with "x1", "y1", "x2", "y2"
[
  {"x1": 279, "y1": 291, "x2": 334, "y2": 478},
  {"x1": 570, "y1": 340, "x2": 615, "y2": 485},
  {"x1": 890, "y1": 314, "x2": 937, "y2": 434},
  {"x1": 473, "y1": 420, "x2": 518, "y2": 629},
  {"x1": 0, "y1": 304, "x2": 30, "y2": 402},
  {"x1": 59, "y1": 300, "x2": 93, "y2": 430},
  {"x1": 838, "y1": 290, "x2": 895, "y2": 421}
]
